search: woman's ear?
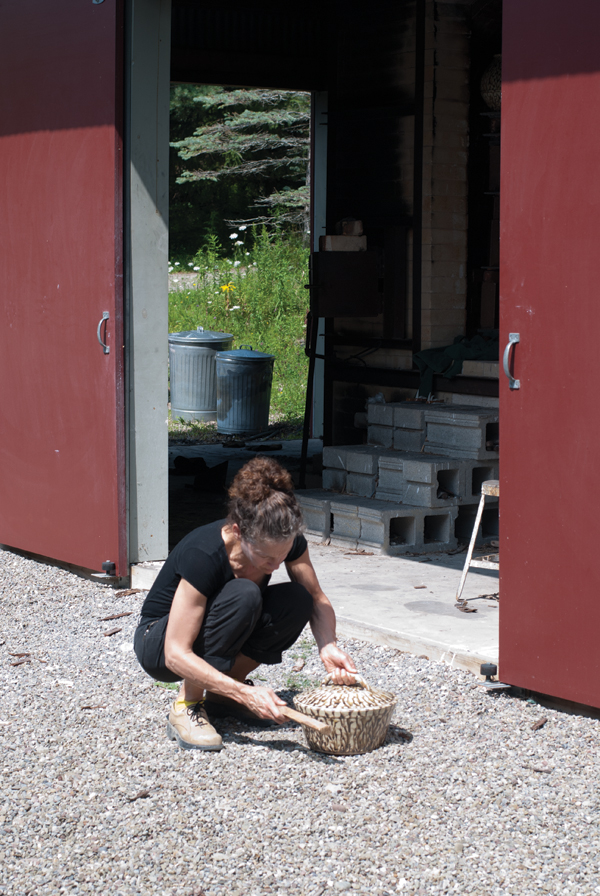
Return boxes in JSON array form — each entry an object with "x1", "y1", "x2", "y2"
[{"x1": 231, "y1": 523, "x2": 242, "y2": 540}]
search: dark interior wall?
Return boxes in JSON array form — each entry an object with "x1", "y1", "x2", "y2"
[
  {"x1": 325, "y1": 0, "x2": 417, "y2": 348},
  {"x1": 325, "y1": 2, "x2": 416, "y2": 229},
  {"x1": 466, "y1": 0, "x2": 503, "y2": 334},
  {"x1": 170, "y1": 0, "x2": 329, "y2": 89}
]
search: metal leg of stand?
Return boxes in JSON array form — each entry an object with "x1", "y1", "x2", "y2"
[{"x1": 455, "y1": 491, "x2": 486, "y2": 603}]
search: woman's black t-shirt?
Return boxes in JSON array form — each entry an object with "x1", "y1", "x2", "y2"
[{"x1": 140, "y1": 519, "x2": 308, "y2": 620}]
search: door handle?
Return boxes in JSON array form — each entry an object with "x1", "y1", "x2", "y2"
[
  {"x1": 97, "y1": 311, "x2": 110, "y2": 354},
  {"x1": 503, "y1": 332, "x2": 520, "y2": 390}
]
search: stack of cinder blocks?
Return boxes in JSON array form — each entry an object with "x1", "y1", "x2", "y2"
[{"x1": 297, "y1": 402, "x2": 499, "y2": 555}]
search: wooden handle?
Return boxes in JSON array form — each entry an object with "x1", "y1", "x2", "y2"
[{"x1": 281, "y1": 706, "x2": 330, "y2": 733}]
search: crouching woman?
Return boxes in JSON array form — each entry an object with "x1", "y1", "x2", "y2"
[{"x1": 134, "y1": 456, "x2": 356, "y2": 750}]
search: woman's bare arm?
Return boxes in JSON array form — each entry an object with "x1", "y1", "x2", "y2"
[
  {"x1": 286, "y1": 548, "x2": 357, "y2": 683},
  {"x1": 163, "y1": 577, "x2": 287, "y2": 720}
]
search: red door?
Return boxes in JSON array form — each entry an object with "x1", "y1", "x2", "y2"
[
  {"x1": 0, "y1": 1, "x2": 127, "y2": 574},
  {"x1": 500, "y1": 1, "x2": 600, "y2": 707}
]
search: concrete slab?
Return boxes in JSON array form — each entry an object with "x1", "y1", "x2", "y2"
[{"x1": 271, "y1": 537, "x2": 499, "y2": 675}]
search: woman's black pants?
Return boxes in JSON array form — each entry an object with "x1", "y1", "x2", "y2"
[{"x1": 133, "y1": 578, "x2": 313, "y2": 683}]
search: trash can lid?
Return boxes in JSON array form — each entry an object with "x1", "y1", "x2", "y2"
[
  {"x1": 169, "y1": 327, "x2": 233, "y2": 345},
  {"x1": 216, "y1": 346, "x2": 275, "y2": 361}
]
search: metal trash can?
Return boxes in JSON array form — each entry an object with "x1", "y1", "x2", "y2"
[
  {"x1": 169, "y1": 327, "x2": 233, "y2": 422},
  {"x1": 216, "y1": 345, "x2": 275, "y2": 435}
]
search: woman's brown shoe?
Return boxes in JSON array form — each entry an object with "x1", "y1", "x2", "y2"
[{"x1": 166, "y1": 699, "x2": 223, "y2": 751}]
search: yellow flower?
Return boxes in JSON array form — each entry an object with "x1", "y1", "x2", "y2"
[{"x1": 220, "y1": 282, "x2": 236, "y2": 293}]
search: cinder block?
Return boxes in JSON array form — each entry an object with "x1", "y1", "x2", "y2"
[
  {"x1": 392, "y1": 403, "x2": 428, "y2": 430},
  {"x1": 330, "y1": 497, "x2": 361, "y2": 541},
  {"x1": 345, "y1": 446, "x2": 398, "y2": 475},
  {"x1": 357, "y1": 499, "x2": 458, "y2": 554},
  {"x1": 322, "y1": 469, "x2": 346, "y2": 493},
  {"x1": 376, "y1": 451, "x2": 499, "y2": 508},
  {"x1": 296, "y1": 489, "x2": 332, "y2": 538},
  {"x1": 345, "y1": 447, "x2": 379, "y2": 475},
  {"x1": 377, "y1": 477, "x2": 407, "y2": 501},
  {"x1": 393, "y1": 429, "x2": 425, "y2": 452},
  {"x1": 455, "y1": 501, "x2": 499, "y2": 545},
  {"x1": 346, "y1": 472, "x2": 377, "y2": 498},
  {"x1": 374, "y1": 488, "x2": 406, "y2": 503},
  {"x1": 368, "y1": 425, "x2": 393, "y2": 448},
  {"x1": 367, "y1": 403, "x2": 394, "y2": 426},
  {"x1": 424, "y1": 405, "x2": 499, "y2": 460},
  {"x1": 322, "y1": 446, "x2": 349, "y2": 470}
]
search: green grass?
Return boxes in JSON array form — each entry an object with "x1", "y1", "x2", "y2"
[{"x1": 168, "y1": 228, "x2": 309, "y2": 438}]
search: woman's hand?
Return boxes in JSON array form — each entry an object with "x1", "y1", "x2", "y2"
[
  {"x1": 319, "y1": 642, "x2": 358, "y2": 684},
  {"x1": 241, "y1": 684, "x2": 288, "y2": 722}
]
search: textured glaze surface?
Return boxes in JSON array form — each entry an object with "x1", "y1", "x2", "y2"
[{"x1": 294, "y1": 678, "x2": 397, "y2": 755}]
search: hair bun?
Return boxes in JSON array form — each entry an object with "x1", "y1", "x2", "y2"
[{"x1": 227, "y1": 456, "x2": 303, "y2": 543}]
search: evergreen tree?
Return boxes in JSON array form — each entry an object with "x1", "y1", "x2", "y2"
[{"x1": 169, "y1": 86, "x2": 310, "y2": 254}]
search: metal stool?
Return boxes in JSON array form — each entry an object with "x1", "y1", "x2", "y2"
[{"x1": 455, "y1": 479, "x2": 499, "y2": 602}]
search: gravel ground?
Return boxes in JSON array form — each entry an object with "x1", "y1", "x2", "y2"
[{"x1": 1, "y1": 548, "x2": 600, "y2": 896}]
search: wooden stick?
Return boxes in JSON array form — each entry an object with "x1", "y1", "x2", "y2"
[{"x1": 281, "y1": 706, "x2": 330, "y2": 733}]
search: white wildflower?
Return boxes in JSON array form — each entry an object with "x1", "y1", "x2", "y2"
[
  {"x1": 230, "y1": 305, "x2": 241, "y2": 311},
  {"x1": 235, "y1": 241, "x2": 243, "y2": 246},
  {"x1": 245, "y1": 252, "x2": 250, "y2": 256},
  {"x1": 239, "y1": 225, "x2": 247, "y2": 231},
  {"x1": 229, "y1": 233, "x2": 238, "y2": 240},
  {"x1": 188, "y1": 262, "x2": 193, "y2": 267},
  {"x1": 233, "y1": 261, "x2": 241, "y2": 267},
  {"x1": 174, "y1": 262, "x2": 180, "y2": 266},
  {"x1": 193, "y1": 266, "x2": 200, "y2": 271}
]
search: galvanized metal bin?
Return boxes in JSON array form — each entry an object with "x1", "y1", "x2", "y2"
[
  {"x1": 169, "y1": 328, "x2": 233, "y2": 422},
  {"x1": 215, "y1": 346, "x2": 275, "y2": 435}
]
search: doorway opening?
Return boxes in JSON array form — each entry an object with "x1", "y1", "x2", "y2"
[{"x1": 166, "y1": 84, "x2": 319, "y2": 550}]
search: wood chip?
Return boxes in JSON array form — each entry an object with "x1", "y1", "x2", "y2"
[
  {"x1": 127, "y1": 790, "x2": 151, "y2": 802},
  {"x1": 531, "y1": 767, "x2": 552, "y2": 774},
  {"x1": 103, "y1": 627, "x2": 122, "y2": 637},
  {"x1": 100, "y1": 612, "x2": 133, "y2": 622},
  {"x1": 81, "y1": 705, "x2": 107, "y2": 710},
  {"x1": 10, "y1": 658, "x2": 32, "y2": 666},
  {"x1": 414, "y1": 585, "x2": 427, "y2": 589},
  {"x1": 331, "y1": 802, "x2": 348, "y2": 812},
  {"x1": 531, "y1": 717, "x2": 548, "y2": 731},
  {"x1": 292, "y1": 659, "x2": 305, "y2": 672},
  {"x1": 9, "y1": 652, "x2": 31, "y2": 658},
  {"x1": 115, "y1": 589, "x2": 143, "y2": 597},
  {"x1": 344, "y1": 550, "x2": 374, "y2": 556}
]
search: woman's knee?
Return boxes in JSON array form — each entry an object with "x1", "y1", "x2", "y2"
[
  {"x1": 205, "y1": 577, "x2": 263, "y2": 629},
  {"x1": 265, "y1": 581, "x2": 313, "y2": 625},
  {"x1": 221, "y1": 577, "x2": 262, "y2": 610}
]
